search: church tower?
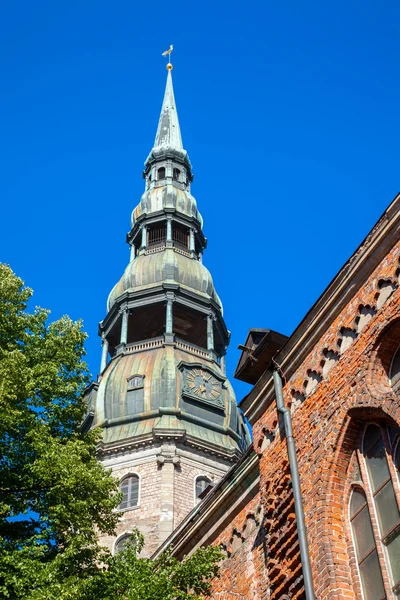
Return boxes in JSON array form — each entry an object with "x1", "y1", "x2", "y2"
[{"x1": 84, "y1": 61, "x2": 250, "y2": 556}]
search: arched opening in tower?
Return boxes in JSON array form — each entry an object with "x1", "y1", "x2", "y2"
[
  {"x1": 147, "y1": 224, "x2": 167, "y2": 249},
  {"x1": 173, "y1": 304, "x2": 207, "y2": 348},
  {"x1": 127, "y1": 303, "x2": 165, "y2": 344},
  {"x1": 172, "y1": 223, "x2": 189, "y2": 251}
]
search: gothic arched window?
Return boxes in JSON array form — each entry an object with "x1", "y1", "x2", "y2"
[
  {"x1": 118, "y1": 474, "x2": 139, "y2": 510},
  {"x1": 195, "y1": 476, "x2": 211, "y2": 502},
  {"x1": 349, "y1": 424, "x2": 400, "y2": 598},
  {"x1": 349, "y1": 487, "x2": 385, "y2": 600}
]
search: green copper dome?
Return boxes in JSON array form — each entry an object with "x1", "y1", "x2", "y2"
[
  {"x1": 131, "y1": 184, "x2": 203, "y2": 227},
  {"x1": 93, "y1": 345, "x2": 248, "y2": 455},
  {"x1": 107, "y1": 249, "x2": 219, "y2": 310},
  {"x1": 89, "y1": 65, "x2": 250, "y2": 464}
]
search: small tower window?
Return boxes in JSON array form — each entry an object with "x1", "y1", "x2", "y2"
[
  {"x1": 126, "y1": 375, "x2": 144, "y2": 414},
  {"x1": 118, "y1": 474, "x2": 139, "y2": 510},
  {"x1": 195, "y1": 476, "x2": 212, "y2": 502},
  {"x1": 157, "y1": 167, "x2": 165, "y2": 180},
  {"x1": 173, "y1": 168, "x2": 181, "y2": 181},
  {"x1": 127, "y1": 375, "x2": 144, "y2": 390}
]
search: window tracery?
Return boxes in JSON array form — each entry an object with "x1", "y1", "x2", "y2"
[
  {"x1": 349, "y1": 424, "x2": 400, "y2": 598},
  {"x1": 349, "y1": 487, "x2": 385, "y2": 600}
]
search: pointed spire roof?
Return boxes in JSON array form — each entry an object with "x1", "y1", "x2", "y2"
[{"x1": 154, "y1": 68, "x2": 183, "y2": 150}]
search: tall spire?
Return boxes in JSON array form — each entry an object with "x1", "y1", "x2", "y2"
[{"x1": 154, "y1": 67, "x2": 183, "y2": 151}]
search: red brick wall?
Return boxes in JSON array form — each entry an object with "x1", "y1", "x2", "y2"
[
  {"x1": 210, "y1": 240, "x2": 400, "y2": 599},
  {"x1": 211, "y1": 491, "x2": 267, "y2": 600}
]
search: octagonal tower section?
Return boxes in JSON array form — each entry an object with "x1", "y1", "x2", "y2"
[{"x1": 84, "y1": 65, "x2": 250, "y2": 557}]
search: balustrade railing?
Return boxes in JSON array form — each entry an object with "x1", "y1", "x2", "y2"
[
  {"x1": 125, "y1": 337, "x2": 164, "y2": 353},
  {"x1": 175, "y1": 338, "x2": 209, "y2": 358},
  {"x1": 123, "y1": 336, "x2": 209, "y2": 359}
]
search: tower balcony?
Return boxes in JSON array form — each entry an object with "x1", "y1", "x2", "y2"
[{"x1": 120, "y1": 336, "x2": 211, "y2": 361}]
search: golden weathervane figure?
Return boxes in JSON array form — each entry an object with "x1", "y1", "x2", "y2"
[{"x1": 162, "y1": 44, "x2": 173, "y2": 70}]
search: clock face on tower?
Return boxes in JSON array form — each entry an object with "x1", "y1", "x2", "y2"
[
  {"x1": 186, "y1": 368, "x2": 221, "y2": 401},
  {"x1": 181, "y1": 365, "x2": 224, "y2": 410}
]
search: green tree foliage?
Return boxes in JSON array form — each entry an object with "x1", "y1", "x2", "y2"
[{"x1": 0, "y1": 264, "x2": 222, "y2": 599}]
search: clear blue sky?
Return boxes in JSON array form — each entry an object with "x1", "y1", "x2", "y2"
[{"x1": 1, "y1": 1, "x2": 399, "y2": 401}]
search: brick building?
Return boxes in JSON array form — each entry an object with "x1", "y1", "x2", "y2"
[
  {"x1": 87, "y1": 59, "x2": 400, "y2": 597},
  {"x1": 155, "y1": 194, "x2": 400, "y2": 599}
]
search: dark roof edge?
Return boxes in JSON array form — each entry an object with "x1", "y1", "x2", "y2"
[
  {"x1": 151, "y1": 445, "x2": 258, "y2": 560},
  {"x1": 240, "y1": 191, "x2": 400, "y2": 422}
]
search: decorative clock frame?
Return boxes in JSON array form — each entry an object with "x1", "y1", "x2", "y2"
[{"x1": 178, "y1": 362, "x2": 226, "y2": 411}]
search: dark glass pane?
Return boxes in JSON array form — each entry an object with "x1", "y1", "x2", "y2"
[
  {"x1": 386, "y1": 528, "x2": 400, "y2": 590},
  {"x1": 364, "y1": 425, "x2": 383, "y2": 454},
  {"x1": 387, "y1": 426, "x2": 400, "y2": 449},
  {"x1": 375, "y1": 481, "x2": 400, "y2": 537},
  {"x1": 119, "y1": 481, "x2": 129, "y2": 509},
  {"x1": 196, "y1": 477, "x2": 210, "y2": 499},
  {"x1": 359, "y1": 550, "x2": 385, "y2": 600},
  {"x1": 364, "y1": 429, "x2": 390, "y2": 492},
  {"x1": 351, "y1": 505, "x2": 375, "y2": 560},
  {"x1": 128, "y1": 476, "x2": 139, "y2": 507},
  {"x1": 350, "y1": 488, "x2": 367, "y2": 517}
]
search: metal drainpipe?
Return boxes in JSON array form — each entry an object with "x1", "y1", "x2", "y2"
[{"x1": 272, "y1": 368, "x2": 316, "y2": 600}]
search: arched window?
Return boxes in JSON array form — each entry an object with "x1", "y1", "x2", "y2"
[
  {"x1": 195, "y1": 476, "x2": 211, "y2": 502},
  {"x1": 349, "y1": 424, "x2": 400, "y2": 597},
  {"x1": 173, "y1": 167, "x2": 180, "y2": 181},
  {"x1": 390, "y1": 345, "x2": 400, "y2": 391},
  {"x1": 118, "y1": 474, "x2": 139, "y2": 510},
  {"x1": 349, "y1": 487, "x2": 385, "y2": 599},
  {"x1": 114, "y1": 533, "x2": 134, "y2": 554},
  {"x1": 157, "y1": 167, "x2": 165, "y2": 180}
]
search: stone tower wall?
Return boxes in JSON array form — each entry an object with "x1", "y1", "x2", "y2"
[
  {"x1": 98, "y1": 453, "x2": 162, "y2": 557},
  {"x1": 98, "y1": 444, "x2": 232, "y2": 556},
  {"x1": 173, "y1": 449, "x2": 231, "y2": 529}
]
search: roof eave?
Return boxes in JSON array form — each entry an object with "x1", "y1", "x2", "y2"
[{"x1": 240, "y1": 191, "x2": 400, "y2": 422}]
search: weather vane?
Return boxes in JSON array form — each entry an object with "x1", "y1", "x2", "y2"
[{"x1": 162, "y1": 44, "x2": 174, "y2": 70}]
